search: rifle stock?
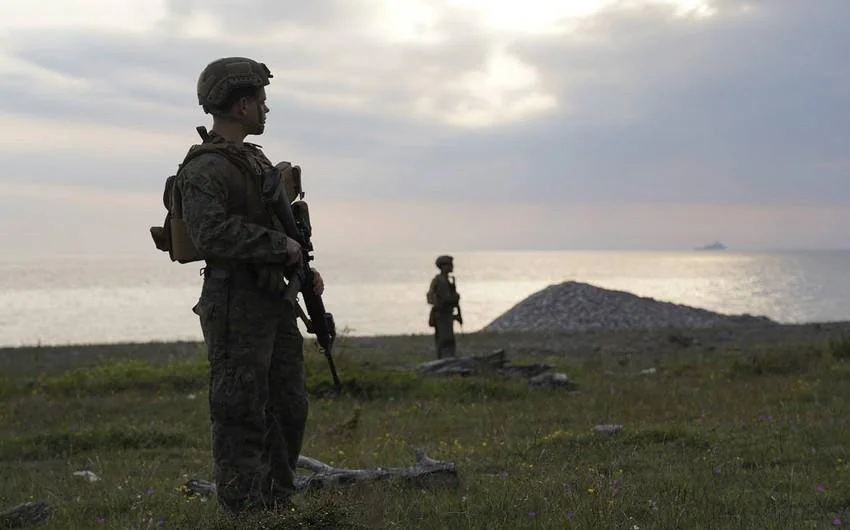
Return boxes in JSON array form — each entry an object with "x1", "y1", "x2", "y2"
[{"x1": 262, "y1": 165, "x2": 342, "y2": 393}]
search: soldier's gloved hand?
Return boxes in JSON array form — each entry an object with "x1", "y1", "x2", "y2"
[
  {"x1": 285, "y1": 236, "x2": 303, "y2": 267},
  {"x1": 311, "y1": 269, "x2": 324, "y2": 296}
]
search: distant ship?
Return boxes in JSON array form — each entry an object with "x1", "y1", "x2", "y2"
[{"x1": 695, "y1": 241, "x2": 727, "y2": 251}]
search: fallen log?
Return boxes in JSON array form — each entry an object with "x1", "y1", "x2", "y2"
[
  {"x1": 528, "y1": 371, "x2": 578, "y2": 390},
  {"x1": 499, "y1": 363, "x2": 552, "y2": 379},
  {"x1": 0, "y1": 501, "x2": 50, "y2": 529},
  {"x1": 184, "y1": 449, "x2": 457, "y2": 497},
  {"x1": 416, "y1": 350, "x2": 577, "y2": 390},
  {"x1": 417, "y1": 350, "x2": 508, "y2": 376},
  {"x1": 1, "y1": 452, "x2": 455, "y2": 528}
]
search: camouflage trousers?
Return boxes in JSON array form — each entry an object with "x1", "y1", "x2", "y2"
[
  {"x1": 433, "y1": 311, "x2": 456, "y2": 359},
  {"x1": 193, "y1": 267, "x2": 307, "y2": 513}
]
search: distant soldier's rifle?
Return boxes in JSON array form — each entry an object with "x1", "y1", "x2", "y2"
[{"x1": 449, "y1": 275, "x2": 463, "y2": 327}]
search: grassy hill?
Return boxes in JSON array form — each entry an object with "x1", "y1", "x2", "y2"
[{"x1": 1, "y1": 324, "x2": 850, "y2": 529}]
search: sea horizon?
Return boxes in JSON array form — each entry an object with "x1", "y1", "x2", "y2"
[{"x1": 1, "y1": 249, "x2": 849, "y2": 348}]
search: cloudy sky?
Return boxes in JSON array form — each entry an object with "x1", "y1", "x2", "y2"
[{"x1": 1, "y1": 0, "x2": 847, "y2": 256}]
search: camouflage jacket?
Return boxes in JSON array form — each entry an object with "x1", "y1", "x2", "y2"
[{"x1": 175, "y1": 132, "x2": 290, "y2": 264}]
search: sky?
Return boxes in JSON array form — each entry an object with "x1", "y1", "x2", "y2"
[{"x1": 0, "y1": 0, "x2": 847, "y2": 255}]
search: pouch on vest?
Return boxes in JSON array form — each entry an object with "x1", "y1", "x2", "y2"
[{"x1": 149, "y1": 173, "x2": 202, "y2": 264}]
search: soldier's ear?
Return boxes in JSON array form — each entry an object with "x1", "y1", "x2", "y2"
[{"x1": 238, "y1": 97, "x2": 250, "y2": 116}]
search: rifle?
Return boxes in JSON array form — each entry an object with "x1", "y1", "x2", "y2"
[
  {"x1": 449, "y1": 275, "x2": 463, "y2": 327},
  {"x1": 261, "y1": 163, "x2": 342, "y2": 393}
]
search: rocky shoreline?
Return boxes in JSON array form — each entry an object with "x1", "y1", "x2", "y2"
[{"x1": 483, "y1": 281, "x2": 776, "y2": 333}]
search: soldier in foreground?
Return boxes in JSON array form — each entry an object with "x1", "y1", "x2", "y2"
[
  {"x1": 427, "y1": 255, "x2": 463, "y2": 358},
  {"x1": 167, "y1": 57, "x2": 322, "y2": 513}
]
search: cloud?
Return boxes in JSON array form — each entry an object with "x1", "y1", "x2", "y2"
[
  {"x1": 0, "y1": 0, "x2": 847, "y2": 251},
  {"x1": 1, "y1": 0, "x2": 168, "y2": 32}
]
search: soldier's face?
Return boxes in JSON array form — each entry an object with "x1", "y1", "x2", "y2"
[
  {"x1": 242, "y1": 88, "x2": 269, "y2": 135},
  {"x1": 236, "y1": 89, "x2": 269, "y2": 134}
]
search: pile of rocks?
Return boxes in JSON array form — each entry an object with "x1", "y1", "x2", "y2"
[{"x1": 482, "y1": 281, "x2": 775, "y2": 333}]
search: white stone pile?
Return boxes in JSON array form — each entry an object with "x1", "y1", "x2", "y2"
[{"x1": 483, "y1": 281, "x2": 775, "y2": 333}]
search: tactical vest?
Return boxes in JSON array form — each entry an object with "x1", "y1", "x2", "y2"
[{"x1": 150, "y1": 129, "x2": 278, "y2": 263}]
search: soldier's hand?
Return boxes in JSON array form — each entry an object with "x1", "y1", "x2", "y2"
[
  {"x1": 285, "y1": 236, "x2": 303, "y2": 267},
  {"x1": 311, "y1": 269, "x2": 324, "y2": 296}
]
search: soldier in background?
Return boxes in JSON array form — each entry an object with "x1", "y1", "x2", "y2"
[
  {"x1": 172, "y1": 57, "x2": 322, "y2": 513},
  {"x1": 427, "y1": 255, "x2": 462, "y2": 358}
]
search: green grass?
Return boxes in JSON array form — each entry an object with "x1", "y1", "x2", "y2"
[{"x1": 2, "y1": 334, "x2": 850, "y2": 529}]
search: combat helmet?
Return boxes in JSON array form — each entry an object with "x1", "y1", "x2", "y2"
[
  {"x1": 435, "y1": 255, "x2": 453, "y2": 268},
  {"x1": 197, "y1": 57, "x2": 273, "y2": 113}
]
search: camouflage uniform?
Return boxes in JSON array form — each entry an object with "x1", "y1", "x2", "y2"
[
  {"x1": 177, "y1": 58, "x2": 307, "y2": 513},
  {"x1": 427, "y1": 255, "x2": 461, "y2": 359}
]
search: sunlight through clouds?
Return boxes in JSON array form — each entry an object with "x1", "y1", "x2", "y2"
[
  {"x1": 448, "y1": 0, "x2": 619, "y2": 34},
  {"x1": 446, "y1": 0, "x2": 716, "y2": 35},
  {"x1": 415, "y1": 47, "x2": 557, "y2": 128},
  {"x1": 654, "y1": 0, "x2": 716, "y2": 18},
  {"x1": 0, "y1": 0, "x2": 720, "y2": 129},
  {"x1": 178, "y1": 10, "x2": 225, "y2": 40},
  {"x1": 365, "y1": 0, "x2": 717, "y2": 126},
  {"x1": 372, "y1": 0, "x2": 446, "y2": 45}
]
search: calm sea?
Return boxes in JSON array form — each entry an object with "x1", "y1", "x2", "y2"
[{"x1": 1, "y1": 250, "x2": 848, "y2": 347}]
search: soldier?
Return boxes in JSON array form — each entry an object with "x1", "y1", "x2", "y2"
[
  {"x1": 427, "y1": 255, "x2": 462, "y2": 358},
  {"x1": 174, "y1": 57, "x2": 322, "y2": 513}
]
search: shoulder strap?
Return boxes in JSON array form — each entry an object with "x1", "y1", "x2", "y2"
[
  {"x1": 178, "y1": 144, "x2": 239, "y2": 173},
  {"x1": 179, "y1": 138, "x2": 288, "y2": 233},
  {"x1": 176, "y1": 126, "x2": 256, "y2": 176}
]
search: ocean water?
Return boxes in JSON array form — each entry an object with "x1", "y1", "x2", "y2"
[{"x1": 1, "y1": 250, "x2": 849, "y2": 347}]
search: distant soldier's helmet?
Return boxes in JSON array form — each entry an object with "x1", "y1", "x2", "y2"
[
  {"x1": 435, "y1": 255, "x2": 453, "y2": 267},
  {"x1": 197, "y1": 57, "x2": 273, "y2": 113}
]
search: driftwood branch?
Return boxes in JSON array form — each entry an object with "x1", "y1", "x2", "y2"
[
  {"x1": 416, "y1": 350, "x2": 577, "y2": 389},
  {"x1": 184, "y1": 449, "x2": 457, "y2": 498},
  {"x1": 0, "y1": 501, "x2": 50, "y2": 529},
  {"x1": 2, "y1": 452, "x2": 455, "y2": 528},
  {"x1": 417, "y1": 349, "x2": 512, "y2": 377}
]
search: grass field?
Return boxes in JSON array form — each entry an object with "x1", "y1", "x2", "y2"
[{"x1": 2, "y1": 327, "x2": 850, "y2": 529}]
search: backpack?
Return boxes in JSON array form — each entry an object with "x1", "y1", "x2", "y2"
[{"x1": 426, "y1": 276, "x2": 438, "y2": 305}]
